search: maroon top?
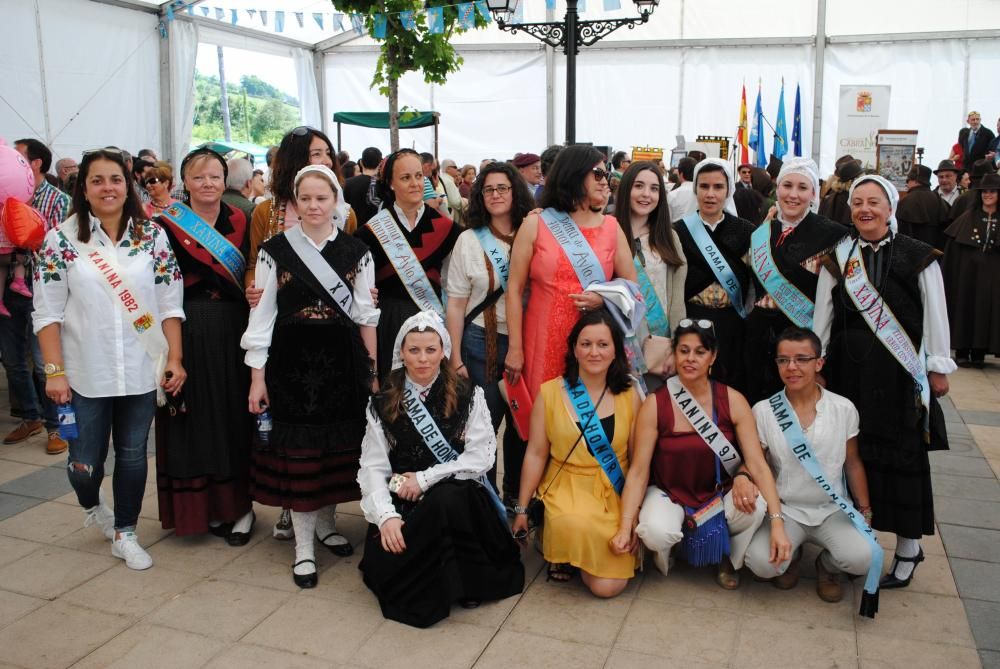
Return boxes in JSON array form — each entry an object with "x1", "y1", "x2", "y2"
[{"x1": 652, "y1": 381, "x2": 739, "y2": 508}]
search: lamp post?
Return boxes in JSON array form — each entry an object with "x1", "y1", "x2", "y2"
[{"x1": 486, "y1": 0, "x2": 659, "y2": 144}]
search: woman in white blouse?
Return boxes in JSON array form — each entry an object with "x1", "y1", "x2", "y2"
[
  {"x1": 241, "y1": 165, "x2": 379, "y2": 588},
  {"x1": 357, "y1": 311, "x2": 524, "y2": 628},
  {"x1": 445, "y1": 161, "x2": 536, "y2": 507},
  {"x1": 614, "y1": 161, "x2": 687, "y2": 390},
  {"x1": 34, "y1": 148, "x2": 186, "y2": 571}
]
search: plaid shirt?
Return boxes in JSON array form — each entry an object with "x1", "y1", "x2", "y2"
[{"x1": 32, "y1": 179, "x2": 71, "y2": 231}]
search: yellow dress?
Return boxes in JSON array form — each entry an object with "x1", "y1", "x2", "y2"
[{"x1": 538, "y1": 378, "x2": 638, "y2": 579}]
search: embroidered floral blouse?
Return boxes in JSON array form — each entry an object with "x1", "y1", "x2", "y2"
[{"x1": 32, "y1": 215, "x2": 184, "y2": 398}]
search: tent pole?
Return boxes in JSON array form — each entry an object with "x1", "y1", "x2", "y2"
[
  {"x1": 315, "y1": 51, "x2": 328, "y2": 137},
  {"x1": 33, "y1": 0, "x2": 53, "y2": 144},
  {"x1": 159, "y1": 10, "x2": 173, "y2": 164},
  {"x1": 337, "y1": 122, "x2": 342, "y2": 155},
  {"x1": 434, "y1": 116, "x2": 440, "y2": 163},
  {"x1": 811, "y1": 0, "x2": 826, "y2": 165}
]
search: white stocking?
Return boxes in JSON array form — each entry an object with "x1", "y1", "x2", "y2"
[
  {"x1": 892, "y1": 536, "x2": 921, "y2": 580},
  {"x1": 315, "y1": 504, "x2": 349, "y2": 546},
  {"x1": 291, "y1": 510, "x2": 317, "y2": 575}
]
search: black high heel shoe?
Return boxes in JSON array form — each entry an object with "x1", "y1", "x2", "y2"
[{"x1": 879, "y1": 547, "x2": 924, "y2": 589}]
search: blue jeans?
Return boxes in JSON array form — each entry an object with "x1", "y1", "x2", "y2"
[
  {"x1": 67, "y1": 391, "x2": 156, "y2": 531},
  {"x1": 461, "y1": 323, "x2": 526, "y2": 499},
  {"x1": 0, "y1": 290, "x2": 57, "y2": 429}
]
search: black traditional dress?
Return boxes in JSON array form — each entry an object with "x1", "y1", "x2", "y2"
[
  {"x1": 744, "y1": 212, "x2": 847, "y2": 404},
  {"x1": 897, "y1": 186, "x2": 952, "y2": 251},
  {"x1": 354, "y1": 205, "x2": 460, "y2": 380},
  {"x1": 156, "y1": 204, "x2": 252, "y2": 536},
  {"x1": 358, "y1": 378, "x2": 524, "y2": 628},
  {"x1": 943, "y1": 207, "x2": 1000, "y2": 357},
  {"x1": 674, "y1": 212, "x2": 755, "y2": 393},
  {"x1": 820, "y1": 234, "x2": 949, "y2": 538},
  {"x1": 249, "y1": 231, "x2": 374, "y2": 511}
]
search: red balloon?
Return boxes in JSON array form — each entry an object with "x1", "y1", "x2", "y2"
[{"x1": 2, "y1": 198, "x2": 46, "y2": 250}]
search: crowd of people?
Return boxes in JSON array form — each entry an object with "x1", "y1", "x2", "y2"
[{"x1": 4, "y1": 109, "x2": 997, "y2": 627}]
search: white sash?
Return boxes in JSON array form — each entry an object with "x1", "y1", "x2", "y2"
[
  {"x1": 366, "y1": 209, "x2": 445, "y2": 316},
  {"x1": 79, "y1": 243, "x2": 169, "y2": 406},
  {"x1": 284, "y1": 226, "x2": 354, "y2": 320},
  {"x1": 665, "y1": 376, "x2": 742, "y2": 476}
]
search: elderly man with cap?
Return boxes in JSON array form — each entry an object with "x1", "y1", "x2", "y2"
[
  {"x1": 512, "y1": 152, "x2": 543, "y2": 201},
  {"x1": 897, "y1": 164, "x2": 951, "y2": 250},
  {"x1": 819, "y1": 158, "x2": 864, "y2": 228},
  {"x1": 933, "y1": 159, "x2": 963, "y2": 206}
]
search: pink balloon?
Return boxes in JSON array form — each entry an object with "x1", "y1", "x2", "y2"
[{"x1": 0, "y1": 144, "x2": 36, "y2": 205}]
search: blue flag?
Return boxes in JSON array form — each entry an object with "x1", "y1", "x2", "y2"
[
  {"x1": 399, "y1": 10, "x2": 416, "y2": 30},
  {"x1": 427, "y1": 6, "x2": 445, "y2": 34},
  {"x1": 373, "y1": 13, "x2": 387, "y2": 38},
  {"x1": 792, "y1": 83, "x2": 803, "y2": 157},
  {"x1": 458, "y1": 2, "x2": 475, "y2": 28},
  {"x1": 275, "y1": 10, "x2": 285, "y2": 32},
  {"x1": 749, "y1": 84, "x2": 767, "y2": 168},
  {"x1": 604, "y1": 0, "x2": 621, "y2": 9},
  {"x1": 773, "y1": 81, "x2": 788, "y2": 160}
]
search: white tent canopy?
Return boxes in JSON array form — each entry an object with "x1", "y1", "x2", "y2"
[{"x1": 3, "y1": 0, "x2": 1000, "y2": 175}]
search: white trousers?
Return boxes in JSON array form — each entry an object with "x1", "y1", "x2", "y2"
[
  {"x1": 743, "y1": 512, "x2": 874, "y2": 578},
  {"x1": 635, "y1": 485, "x2": 765, "y2": 575}
]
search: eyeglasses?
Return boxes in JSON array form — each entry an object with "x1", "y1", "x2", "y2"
[
  {"x1": 144, "y1": 177, "x2": 163, "y2": 187},
  {"x1": 290, "y1": 126, "x2": 313, "y2": 136},
  {"x1": 678, "y1": 318, "x2": 715, "y2": 334},
  {"x1": 483, "y1": 185, "x2": 512, "y2": 197},
  {"x1": 775, "y1": 355, "x2": 819, "y2": 367},
  {"x1": 591, "y1": 168, "x2": 610, "y2": 183}
]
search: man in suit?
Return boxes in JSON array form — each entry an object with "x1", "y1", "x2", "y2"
[{"x1": 959, "y1": 111, "x2": 996, "y2": 167}]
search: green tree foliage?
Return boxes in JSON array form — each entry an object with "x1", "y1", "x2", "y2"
[
  {"x1": 192, "y1": 72, "x2": 299, "y2": 146},
  {"x1": 330, "y1": 0, "x2": 488, "y2": 149}
]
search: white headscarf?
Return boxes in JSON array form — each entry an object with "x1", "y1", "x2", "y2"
[
  {"x1": 293, "y1": 164, "x2": 351, "y2": 230},
  {"x1": 848, "y1": 174, "x2": 899, "y2": 234},
  {"x1": 692, "y1": 158, "x2": 738, "y2": 217},
  {"x1": 390, "y1": 310, "x2": 452, "y2": 371},
  {"x1": 775, "y1": 157, "x2": 821, "y2": 216}
]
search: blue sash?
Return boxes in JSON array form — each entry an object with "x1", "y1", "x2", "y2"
[
  {"x1": 540, "y1": 208, "x2": 607, "y2": 289},
  {"x1": 767, "y1": 390, "x2": 882, "y2": 618},
  {"x1": 835, "y1": 237, "x2": 930, "y2": 436},
  {"x1": 682, "y1": 212, "x2": 748, "y2": 318},
  {"x1": 160, "y1": 202, "x2": 246, "y2": 286},
  {"x1": 633, "y1": 255, "x2": 670, "y2": 337},
  {"x1": 367, "y1": 210, "x2": 445, "y2": 316},
  {"x1": 563, "y1": 378, "x2": 624, "y2": 495},
  {"x1": 402, "y1": 380, "x2": 508, "y2": 524},
  {"x1": 749, "y1": 223, "x2": 814, "y2": 328},
  {"x1": 472, "y1": 227, "x2": 510, "y2": 291}
]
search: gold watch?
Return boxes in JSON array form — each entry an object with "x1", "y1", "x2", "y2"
[{"x1": 43, "y1": 363, "x2": 64, "y2": 377}]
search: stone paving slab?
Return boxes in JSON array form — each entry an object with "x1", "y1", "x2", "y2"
[
  {"x1": 950, "y1": 558, "x2": 1000, "y2": 603},
  {"x1": 0, "y1": 464, "x2": 71, "y2": 501},
  {"x1": 940, "y1": 525, "x2": 1000, "y2": 563}
]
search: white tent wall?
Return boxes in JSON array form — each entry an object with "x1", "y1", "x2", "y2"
[{"x1": 0, "y1": 0, "x2": 161, "y2": 163}]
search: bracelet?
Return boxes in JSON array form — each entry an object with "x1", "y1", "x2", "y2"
[
  {"x1": 767, "y1": 512, "x2": 786, "y2": 522},
  {"x1": 733, "y1": 471, "x2": 754, "y2": 485},
  {"x1": 45, "y1": 371, "x2": 66, "y2": 379},
  {"x1": 456, "y1": 363, "x2": 466, "y2": 371},
  {"x1": 512, "y1": 504, "x2": 528, "y2": 515}
]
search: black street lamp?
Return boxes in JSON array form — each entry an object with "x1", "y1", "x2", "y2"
[{"x1": 486, "y1": 0, "x2": 659, "y2": 144}]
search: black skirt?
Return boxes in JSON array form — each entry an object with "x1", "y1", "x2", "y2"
[
  {"x1": 743, "y1": 307, "x2": 793, "y2": 405},
  {"x1": 944, "y1": 242, "x2": 1000, "y2": 355},
  {"x1": 156, "y1": 295, "x2": 253, "y2": 535},
  {"x1": 686, "y1": 303, "x2": 747, "y2": 395},
  {"x1": 359, "y1": 479, "x2": 524, "y2": 628}
]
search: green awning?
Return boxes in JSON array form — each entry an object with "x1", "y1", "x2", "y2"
[{"x1": 333, "y1": 111, "x2": 440, "y2": 129}]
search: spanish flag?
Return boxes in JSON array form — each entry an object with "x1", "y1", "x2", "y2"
[{"x1": 737, "y1": 84, "x2": 750, "y2": 165}]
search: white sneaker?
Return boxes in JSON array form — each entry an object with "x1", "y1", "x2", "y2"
[
  {"x1": 111, "y1": 532, "x2": 153, "y2": 570},
  {"x1": 83, "y1": 490, "x2": 115, "y2": 540}
]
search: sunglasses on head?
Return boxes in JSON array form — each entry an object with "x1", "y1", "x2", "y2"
[
  {"x1": 82, "y1": 147, "x2": 127, "y2": 160},
  {"x1": 290, "y1": 126, "x2": 315, "y2": 137},
  {"x1": 678, "y1": 318, "x2": 716, "y2": 334}
]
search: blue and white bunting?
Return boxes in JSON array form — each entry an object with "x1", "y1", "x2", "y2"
[
  {"x1": 373, "y1": 13, "x2": 387, "y2": 38},
  {"x1": 294, "y1": 11, "x2": 304, "y2": 28},
  {"x1": 350, "y1": 13, "x2": 364, "y2": 35},
  {"x1": 333, "y1": 13, "x2": 346, "y2": 31},
  {"x1": 313, "y1": 12, "x2": 324, "y2": 29},
  {"x1": 274, "y1": 10, "x2": 284, "y2": 32},
  {"x1": 457, "y1": 2, "x2": 475, "y2": 28},
  {"x1": 475, "y1": 0, "x2": 492, "y2": 21},
  {"x1": 427, "y1": 6, "x2": 445, "y2": 34},
  {"x1": 400, "y1": 10, "x2": 416, "y2": 30},
  {"x1": 604, "y1": 0, "x2": 621, "y2": 9}
]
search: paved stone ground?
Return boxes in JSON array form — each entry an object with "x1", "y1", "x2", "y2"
[{"x1": 0, "y1": 367, "x2": 997, "y2": 668}]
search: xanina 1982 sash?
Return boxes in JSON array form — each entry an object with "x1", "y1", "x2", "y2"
[
  {"x1": 402, "y1": 380, "x2": 508, "y2": 524},
  {"x1": 367, "y1": 210, "x2": 445, "y2": 316},
  {"x1": 564, "y1": 378, "x2": 624, "y2": 495},
  {"x1": 666, "y1": 376, "x2": 742, "y2": 476},
  {"x1": 80, "y1": 242, "x2": 169, "y2": 406},
  {"x1": 284, "y1": 226, "x2": 354, "y2": 320},
  {"x1": 159, "y1": 202, "x2": 245, "y2": 286},
  {"x1": 767, "y1": 390, "x2": 881, "y2": 618},
  {"x1": 749, "y1": 223, "x2": 814, "y2": 328},
  {"x1": 472, "y1": 227, "x2": 510, "y2": 291},
  {"x1": 633, "y1": 256, "x2": 670, "y2": 337},
  {"x1": 682, "y1": 212, "x2": 748, "y2": 319},
  {"x1": 540, "y1": 208, "x2": 607, "y2": 289},
  {"x1": 835, "y1": 237, "x2": 930, "y2": 432}
]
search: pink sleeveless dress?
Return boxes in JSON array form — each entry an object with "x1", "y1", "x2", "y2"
[{"x1": 522, "y1": 214, "x2": 619, "y2": 399}]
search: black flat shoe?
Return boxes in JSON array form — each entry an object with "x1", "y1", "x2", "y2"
[
  {"x1": 459, "y1": 599, "x2": 480, "y2": 609},
  {"x1": 879, "y1": 548, "x2": 924, "y2": 589},
  {"x1": 316, "y1": 531, "x2": 354, "y2": 557},
  {"x1": 208, "y1": 522, "x2": 233, "y2": 539},
  {"x1": 292, "y1": 559, "x2": 318, "y2": 588},
  {"x1": 226, "y1": 511, "x2": 256, "y2": 547}
]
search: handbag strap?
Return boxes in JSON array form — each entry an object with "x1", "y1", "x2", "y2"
[
  {"x1": 464, "y1": 287, "x2": 504, "y2": 326},
  {"x1": 538, "y1": 384, "x2": 609, "y2": 499}
]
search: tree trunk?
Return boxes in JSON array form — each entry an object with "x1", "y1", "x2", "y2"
[
  {"x1": 217, "y1": 45, "x2": 232, "y2": 142},
  {"x1": 388, "y1": 77, "x2": 400, "y2": 151}
]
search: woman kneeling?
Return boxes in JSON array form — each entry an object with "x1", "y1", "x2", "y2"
[
  {"x1": 358, "y1": 311, "x2": 524, "y2": 628},
  {"x1": 512, "y1": 309, "x2": 642, "y2": 598}
]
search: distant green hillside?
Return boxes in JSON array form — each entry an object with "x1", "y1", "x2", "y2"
[{"x1": 192, "y1": 73, "x2": 300, "y2": 147}]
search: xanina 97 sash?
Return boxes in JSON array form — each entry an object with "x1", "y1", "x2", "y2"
[
  {"x1": 472, "y1": 227, "x2": 510, "y2": 291},
  {"x1": 402, "y1": 380, "x2": 508, "y2": 524},
  {"x1": 563, "y1": 378, "x2": 624, "y2": 495},
  {"x1": 633, "y1": 256, "x2": 670, "y2": 337},
  {"x1": 665, "y1": 376, "x2": 742, "y2": 476},
  {"x1": 835, "y1": 238, "x2": 930, "y2": 433},
  {"x1": 749, "y1": 223, "x2": 814, "y2": 328},
  {"x1": 682, "y1": 212, "x2": 748, "y2": 319},
  {"x1": 540, "y1": 208, "x2": 607, "y2": 289},
  {"x1": 159, "y1": 202, "x2": 246, "y2": 286},
  {"x1": 367, "y1": 210, "x2": 445, "y2": 316},
  {"x1": 767, "y1": 390, "x2": 882, "y2": 618},
  {"x1": 284, "y1": 226, "x2": 354, "y2": 320},
  {"x1": 80, "y1": 242, "x2": 169, "y2": 406}
]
